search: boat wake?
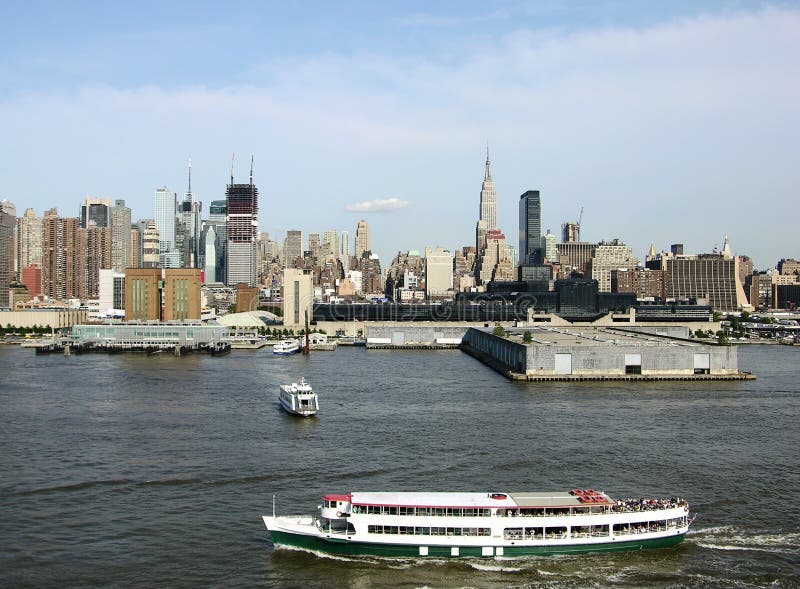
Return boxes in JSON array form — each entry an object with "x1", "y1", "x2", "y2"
[{"x1": 689, "y1": 526, "x2": 800, "y2": 555}]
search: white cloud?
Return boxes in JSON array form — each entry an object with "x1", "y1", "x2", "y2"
[{"x1": 345, "y1": 198, "x2": 411, "y2": 213}]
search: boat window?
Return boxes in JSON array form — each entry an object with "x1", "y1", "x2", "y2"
[
  {"x1": 503, "y1": 528, "x2": 523, "y2": 540},
  {"x1": 525, "y1": 527, "x2": 544, "y2": 538},
  {"x1": 545, "y1": 526, "x2": 567, "y2": 538}
]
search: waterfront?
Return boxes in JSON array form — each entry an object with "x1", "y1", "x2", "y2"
[{"x1": 1, "y1": 344, "x2": 798, "y2": 588}]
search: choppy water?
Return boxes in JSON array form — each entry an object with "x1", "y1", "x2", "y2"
[{"x1": 1, "y1": 343, "x2": 798, "y2": 588}]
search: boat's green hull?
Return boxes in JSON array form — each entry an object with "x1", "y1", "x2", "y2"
[{"x1": 268, "y1": 530, "x2": 685, "y2": 558}]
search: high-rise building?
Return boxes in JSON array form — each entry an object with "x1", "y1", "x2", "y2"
[
  {"x1": 340, "y1": 230, "x2": 350, "y2": 272},
  {"x1": 477, "y1": 230, "x2": 514, "y2": 284},
  {"x1": 21, "y1": 265, "x2": 42, "y2": 299},
  {"x1": 17, "y1": 208, "x2": 42, "y2": 276},
  {"x1": 130, "y1": 226, "x2": 141, "y2": 268},
  {"x1": 83, "y1": 225, "x2": 111, "y2": 299},
  {"x1": 110, "y1": 199, "x2": 132, "y2": 272},
  {"x1": 204, "y1": 200, "x2": 227, "y2": 284},
  {"x1": 283, "y1": 268, "x2": 314, "y2": 327},
  {"x1": 322, "y1": 230, "x2": 339, "y2": 259},
  {"x1": 588, "y1": 239, "x2": 639, "y2": 292},
  {"x1": 0, "y1": 200, "x2": 16, "y2": 308},
  {"x1": 424, "y1": 247, "x2": 454, "y2": 299},
  {"x1": 355, "y1": 220, "x2": 370, "y2": 259},
  {"x1": 225, "y1": 158, "x2": 259, "y2": 287},
  {"x1": 665, "y1": 253, "x2": 750, "y2": 311},
  {"x1": 140, "y1": 221, "x2": 160, "y2": 268},
  {"x1": 542, "y1": 229, "x2": 557, "y2": 262},
  {"x1": 557, "y1": 242, "x2": 596, "y2": 278},
  {"x1": 561, "y1": 221, "x2": 580, "y2": 243},
  {"x1": 178, "y1": 159, "x2": 202, "y2": 268},
  {"x1": 79, "y1": 198, "x2": 111, "y2": 229},
  {"x1": 283, "y1": 230, "x2": 303, "y2": 267},
  {"x1": 479, "y1": 147, "x2": 497, "y2": 231},
  {"x1": 203, "y1": 225, "x2": 218, "y2": 283},
  {"x1": 154, "y1": 187, "x2": 181, "y2": 268},
  {"x1": 42, "y1": 209, "x2": 83, "y2": 300},
  {"x1": 308, "y1": 233, "x2": 321, "y2": 259},
  {"x1": 518, "y1": 190, "x2": 542, "y2": 265}
]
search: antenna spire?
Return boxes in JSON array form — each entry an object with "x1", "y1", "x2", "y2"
[
  {"x1": 187, "y1": 157, "x2": 192, "y2": 198},
  {"x1": 230, "y1": 152, "x2": 235, "y2": 185},
  {"x1": 249, "y1": 154, "x2": 254, "y2": 186}
]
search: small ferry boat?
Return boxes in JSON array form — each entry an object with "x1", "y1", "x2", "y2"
[
  {"x1": 273, "y1": 339, "x2": 300, "y2": 355},
  {"x1": 278, "y1": 377, "x2": 319, "y2": 417},
  {"x1": 262, "y1": 489, "x2": 690, "y2": 557}
]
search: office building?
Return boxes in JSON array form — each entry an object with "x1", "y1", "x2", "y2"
[
  {"x1": 283, "y1": 268, "x2": 314, "y2": 327},
  {"x1": 518, "y1": 190, "x2": 543, "y2": 265},
  {"x1": 0, "y1": 200, "x2": 16, "y2": 307},
  {"x1": 424, "y1": 247, "x2": 454, "y2": 299},
  {"x1": 479, "y1": 147, "x2": 497, "y2": 231},
  {"x1": 139, "y1": 220, "x2": 160, "y2": 268},
  {"x1": 79, "y1": 198, "x2": 111, "y2": 228},
  {"x1": 561, "y1": 221, "x2": 581, "y2": 243},
  {"x1": 611, "y1": 268, "x2": 665, "y2": 299},
  {"x1": 204, "y1": 200, "x2": 227, "y2": 284},
  {"x1": 284, "y1": 230, "x2": 303, "y2": 267},
  {"x1": 665, "y1": 253, "x2": 750, "y2": 311},
  {"x1": 225, "y1": 159, "x2": 259, "y2": 287},
  {"x1": 130, "y1": 226, "x2": 141, "y2": 268},
  {"x1": 42, "y1": 210, "x2": 83, "y2": 301},
  {"x1": 588, "y1": 239, "x2": 639, "y2": 292},
  {"x1": 542, "y1": 229, "x2": 557, "y2": 262},
  {"x1": 178, "y1": 160, "x2": 202, "y2": 268},
  {"x1": 477, "y1": 230, "x2": 515, "y2": 284},
  {"x1": 322, "y1": 230, "x2": 339, "y2": 259},
  {"x1": 154, "y1": 187, "x2": 181, "y2": 267},
  {"x1": 355, "y1": 220, "x2": 370, "y2": 259},
  {"x1": 110, "y1": 199, "x2": 132, "y2": 272}
]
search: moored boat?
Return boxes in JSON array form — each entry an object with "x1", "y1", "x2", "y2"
[
  {"x1": 262, "y1": 489, "x2": 690, "y2": 557},
  {"x1": 273, "y1": 339, "x2": 300, "y2": 355},
  {"x1": 278, "y1": 377, "x2": 319, "y2": 417}
]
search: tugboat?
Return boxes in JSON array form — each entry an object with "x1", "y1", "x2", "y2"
[{"x1": 263, "y1": 488, "x2": 691, "y2": 557}]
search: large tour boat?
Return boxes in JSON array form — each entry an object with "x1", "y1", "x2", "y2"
[
  {"x1": 278, "y1": 377, "x2": 319, "y2": 417},
  {"x1": 262, "y1": 489, "x2": 690, "y2": 557}
]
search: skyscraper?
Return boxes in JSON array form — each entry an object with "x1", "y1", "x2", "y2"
[
  {"x1": 226, "y1": 156, "x2": 259, "y2": 286},
  {"x1": 110, "y1": 199, "x2": 132, "y2": 272},
  {"x1": 178, "y1": 159, "x2": 202, "y2": 268},
  {"x1": 17, "y1": 208, "x2": 43, "y2": 275},
  {"x1": 322, "y1": 230, "x2": 339, "y2": 258},
  {"x1": 204, "y1": 200, "x2": 227, "y2": 284},
  {"x1": 355, "y1": 220, "x2": 370, "y2": 258},
  {"x1": 79, "y1": 198, "x2": 111, "y2": 228},
  {"x1": 479, "y1": 146, "x2": 497, "y2": 231},
  {"x1": 340, "y1": 230, "x2": 350, "y2": 272},
  {"x1": 42, "y1": 209, "x2": 83, "y2": 300},
  {"x1": 0, "y1": 200, "x2": 16, "y2": 308},
  {"x1": 154, "y1": 187, "x2": 180, "y2": 267},
  {"x1": 283, "y1": 230, "x2": 303, "y2": 267},
  {"x1": 518, "y1": 190, "x2": 542, "y2": 265}
]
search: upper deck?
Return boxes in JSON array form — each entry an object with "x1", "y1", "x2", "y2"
[{"x1": 339, "y1": 490, "x2": 612, "y2": 510}]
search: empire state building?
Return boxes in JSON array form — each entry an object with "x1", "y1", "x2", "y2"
[{"x1": 479, "y1": 147, "x2": 497, "y2": 231}]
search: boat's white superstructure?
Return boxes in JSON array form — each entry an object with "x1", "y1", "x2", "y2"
[
  {"x1": 263, "y1": 489, "x2": 690, "y2": 557},
  {"x1": 273, "y1": 339, "x2": 300, "y2": 355},
  {"x1": 278, "y1": 377, "x2": 319, "y2": 417}
]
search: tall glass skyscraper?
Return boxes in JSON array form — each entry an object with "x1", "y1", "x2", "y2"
[
  {"x1": 519, "y1": 190, "x2": 543, "y2": 265},
  {"x1": 154, "y1": 187, "x2": 181, "y2": 268}
]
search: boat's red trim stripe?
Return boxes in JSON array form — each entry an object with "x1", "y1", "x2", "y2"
[
  {"x1": 348, "y1": 502, "x2": 610, "y2": 509},
  {"x1": 323, "y1": 494, "x2": 351, "y2": 502}
]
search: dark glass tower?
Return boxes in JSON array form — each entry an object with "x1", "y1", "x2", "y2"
[{"x1": 519, "y1": 190, "x2": 542, "y2": 265}]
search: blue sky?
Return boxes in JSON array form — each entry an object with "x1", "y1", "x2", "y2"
[{"x1": 1, "y1": 1, "x2": 798, "y2": 268}]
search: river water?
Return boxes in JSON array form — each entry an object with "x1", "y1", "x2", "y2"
[{"x1": 1, "y1": 343, "x2": 798, "y2": 588}]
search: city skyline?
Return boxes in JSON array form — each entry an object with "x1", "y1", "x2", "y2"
[{"x1": 1, "y1": 2, "x2": 798, "y2": 269}]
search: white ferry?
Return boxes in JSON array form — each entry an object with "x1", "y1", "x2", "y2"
[
  {"x1": 273, "y1": 339, "x2": 300, "y2": 355},
  {"x1": 278, "y1": 377, "x2": 319, "y2": 417},
  {"x1": 262, "y1": 489, "x2": 690, "y2": 557}
]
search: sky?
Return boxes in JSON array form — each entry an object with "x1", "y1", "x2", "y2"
[{"x1": 1, "y1": 1, "x2": 798, "y2": 269}]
